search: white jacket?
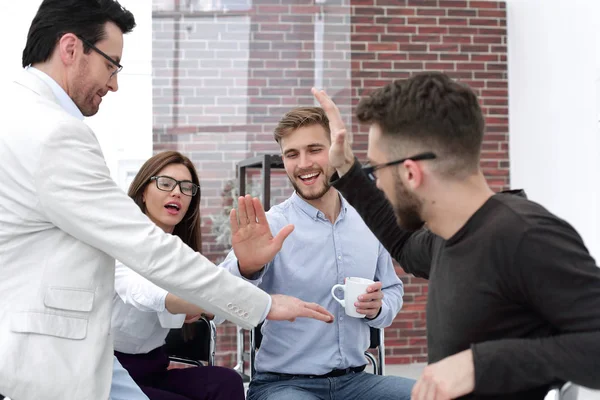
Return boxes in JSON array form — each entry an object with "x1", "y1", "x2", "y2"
[{"x1": 0, "y1": 70, "x2": 270, "y2": 400}]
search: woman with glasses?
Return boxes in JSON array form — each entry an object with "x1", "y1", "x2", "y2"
[{"x1": 111, "y1": 151, "x2": 244, "y2": 400}]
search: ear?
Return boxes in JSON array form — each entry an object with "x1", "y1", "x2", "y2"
[
  {"x1": 57, "y1": 33, "x2": 79, "y2": 67},
  {"x1": 402, "y1": 160, "x2": 424, "y2": 190}
]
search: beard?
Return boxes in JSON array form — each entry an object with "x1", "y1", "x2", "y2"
[
  {"x1": 71, "y1": 58, "x2": 101, "y2": 117},
  {"x1": 392, "y1": 170, "x2": 425, "y2": 232},
  {"x1": 289, "y1": 167, "x2": 331, "y2": 201}
]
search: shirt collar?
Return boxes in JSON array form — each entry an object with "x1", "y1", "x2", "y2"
[
  {"x1": 290, "y1": 191, "x2": 348, "y2": 221},
  {"x1": 25, "y1": 66, "x2": 84, "y2": 121}
]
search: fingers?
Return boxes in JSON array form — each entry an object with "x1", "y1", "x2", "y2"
[
  {"x1": 311, "y1": 87, "x2": 344, "y2": 129},
  {"x1": 358, "y1": 291, "x2": 383, "y2": 303},
  {"x1": 244, "y1": 194, "x2": 257, "y2": 224},
  {"x1": 412, "y1": 378, "x2": 422, "y2": 400},
  {"x1": 366, "y1": 281, "x2": 383, "y2": 293},
  {"x1": 311, "y1": 87, "x2": 337, "y2": 112},
  {"x1": 253, "y1": 197, "x2": 269, "y2": 225},
  {"x1": 201, "y1": 312, "x2": 215, "y2": 320},
  {"x1": 302, "y1": 302, "x2": 334, "y2": 323},
  {"x1": 272, "y1": 224, "x2": 295, "y2": 249},
  {"x1": 229, "y1": 209, "x2": 239, "y2": 233},
  {"x1": 236, "y1": 196, "x2": 248, "y2": 226}
]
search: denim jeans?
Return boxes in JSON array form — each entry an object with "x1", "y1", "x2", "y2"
[{"x1": 248, "y1": 371, "x2": 414, "y2": 400}]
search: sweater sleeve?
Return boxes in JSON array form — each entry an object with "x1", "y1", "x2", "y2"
[
  {"x1": 471, "y1": 221, "x2": 600, "y2": 393},
  {"x1": 330, "y1": 159, "x2": 437, "y2": 278}
]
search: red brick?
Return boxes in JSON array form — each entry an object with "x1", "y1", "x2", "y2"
[
  {"x1": 411, "y1": 35, "x2": 442, "y2": 43},
  {"x1": 379, "y1": 52, "x2": 409, "y2": 60},
  {"x1": 386, "y1": 25, "x2": 418, "y2": 34},
  {"x1": 438, "y1": 0, "x2": 467, "y2": 6},
  {"x1": 443, "y1": 35, "x2": 472, "y2": 43},
  {"x1": 448, "y1": 9, "x2": 476, "y2": 17},
  {"x1": 478, "y1": 10, "x2": 506, "y2": 18},
  {"x1": 407, "y1": 17, "x2": 438, "y2": 25},
  {"x1": 381, "y1": 34, "x2": 411, "y2": 43},
  {"x1": 418, "y1": 26, "x2": 448, "y2": 34},
  {"x1": 368, "y1": 42, "x2": 399, "y2": 51},
  {"x1": 439, "y1": 17, "x2": 469, "y2": 25},
  {"x1": 470, "y1": 1, "x2": 502, "y2": 9},
  {"x1": 417, "y1": 8, "x2": 447, "y2": 16},
  {"x1": 409, "y1": 53, "x2": 439, "y2": 61},
  {"x1": 385, "y1": 7, "x2": 416, "y2": 16}
]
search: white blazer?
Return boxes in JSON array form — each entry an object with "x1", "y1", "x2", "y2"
[{"x1": 0, "y1": 71, "x2": 270, "y2": 400}]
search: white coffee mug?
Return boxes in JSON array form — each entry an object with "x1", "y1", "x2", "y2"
[{"x1": 331, "y1": 277, "x2": 375, "y2": 318}]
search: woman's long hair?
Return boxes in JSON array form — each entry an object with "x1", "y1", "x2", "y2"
[{"x1": 128, "y1": 151, "x2": 202, "y2": 342}]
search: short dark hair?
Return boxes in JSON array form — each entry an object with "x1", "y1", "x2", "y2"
[
  {"x1": 356, "y1": 72, "x2": 485, "y2": 176},
  {"x1": 22, "y1": 0, "x2": 136, "y2": 67},
  {"x1": 274, "y1": 107, "x2": 330, "y2": 144}
]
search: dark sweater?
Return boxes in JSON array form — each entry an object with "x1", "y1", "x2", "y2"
[{"x1": 331, "y1": 161, "x2": 600, "y2": 399}]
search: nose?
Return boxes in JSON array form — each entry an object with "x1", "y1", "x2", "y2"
[
  {"x1": 298, "y1": 152, "x2": 312, "y2": 169},
  {"x1": 108, "y1": 74, "x2": 119, "y2": 92},
  {"x1": 170, "y1": 184, "x2": 183, "y2": 197}
]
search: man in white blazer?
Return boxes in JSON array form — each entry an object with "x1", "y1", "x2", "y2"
[{"x1": 0, "y1": 1, "x2": 333, "y2": 399}]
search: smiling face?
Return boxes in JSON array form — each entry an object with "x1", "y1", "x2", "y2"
[
  {"x1": 280, "y1": 124, "x2": 334, "y2": 201},
  {"x1": 142, "y1": 163, "x2": 193, "y2": 233}
]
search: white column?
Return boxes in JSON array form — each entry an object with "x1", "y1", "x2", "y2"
[{"x1": 506, "y1": 0, "x2": 600, "y2": 260}]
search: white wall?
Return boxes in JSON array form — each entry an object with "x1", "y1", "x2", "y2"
[
  {"x1": 0, "y1": 0, "x2": 152, "y2": 190},
  {"x1": 507, "y1": 0, "x2": 600, "y2": 260}
]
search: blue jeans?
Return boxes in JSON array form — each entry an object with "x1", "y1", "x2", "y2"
[
  {"x1": 248, "y1": 371, "x2": 414, "y2": 400},
  {"x1": 110, "y1": 356, "x2": 149, "y2": 400}
]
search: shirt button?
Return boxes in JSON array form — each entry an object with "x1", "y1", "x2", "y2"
[{"x1": 338, "y1": 256, "x2": 341, "y2": 260}]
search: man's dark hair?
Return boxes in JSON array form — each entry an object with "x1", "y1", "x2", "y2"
[
  {"x1": 22, "y1": 0, "x2": 136, "y2": 67},
  {"x1": 356, "y1": 72, "x2": 485, "y2": 177}
]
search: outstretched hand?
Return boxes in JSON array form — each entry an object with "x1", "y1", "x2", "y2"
[
  {"x1": 230, "y1": 195, "x2": 294, "y2": 276},
  {"x1": 312, "y1": 87, "x2": 355, "y2": 175},
  {"x1": 267, "y1": 294, "x2": 334, "y2": 323}
]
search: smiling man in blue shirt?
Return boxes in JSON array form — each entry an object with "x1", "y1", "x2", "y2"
[{"x1": 222, "y1": 107, "x2": 414, "y2": 400}]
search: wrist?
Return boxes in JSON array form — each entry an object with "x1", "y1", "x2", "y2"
[
  {"x1": 365, "y1": 307, "x2": 382, "y2": 320},
  {"x1": 238, "y1": 260, "x2": 262, "y2": 280}
]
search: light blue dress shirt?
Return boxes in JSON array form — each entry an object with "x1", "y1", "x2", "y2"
[{"x1": 222, "y1": 191, "x2": 403, "y2": 375}]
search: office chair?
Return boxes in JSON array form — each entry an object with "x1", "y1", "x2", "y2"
[{"x1": 164, "y1": 316, "x2": 217, "y2": 367}]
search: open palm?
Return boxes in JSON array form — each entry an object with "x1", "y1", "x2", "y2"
[
  {"x1": 230, "y1": 195, "x2": 294, "y2": 275},
  {"x1": 312, "y1": 87, "x2": 354, "y2": 170}
]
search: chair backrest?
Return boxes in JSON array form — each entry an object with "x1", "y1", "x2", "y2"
[{"x1": 164, "y1": 317, "x2": 216, "y2": 366}]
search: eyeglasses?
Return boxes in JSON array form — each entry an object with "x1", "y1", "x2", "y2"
[
  {"x1": 77, "y1": 35, "x2": 123, "y2": 78},
  {"x1": 362, "y1": 152, "x2": 437, "y2": 181},
  {"x1": 150, "y1": 176, "x2": 199, "y2": 197}
]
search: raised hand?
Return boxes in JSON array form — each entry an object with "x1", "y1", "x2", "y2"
[
  {"x1": 230, "y1": 195, "x2": 294, "y2": 277},
  {"x1": 267, "y1": 294, "x2": 334, "y2": 323},
  {"x1": 311, "y1": 87, "x2": 355, "y2": 175}
]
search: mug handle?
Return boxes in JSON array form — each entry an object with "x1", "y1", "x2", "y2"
[{"x1": 331, "y1": 284, "x2": 345, "y2": 308}]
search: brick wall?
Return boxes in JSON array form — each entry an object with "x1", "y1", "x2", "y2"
[{"x1": 152, "y1": 0, "x2": 508, "y2": 367}]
